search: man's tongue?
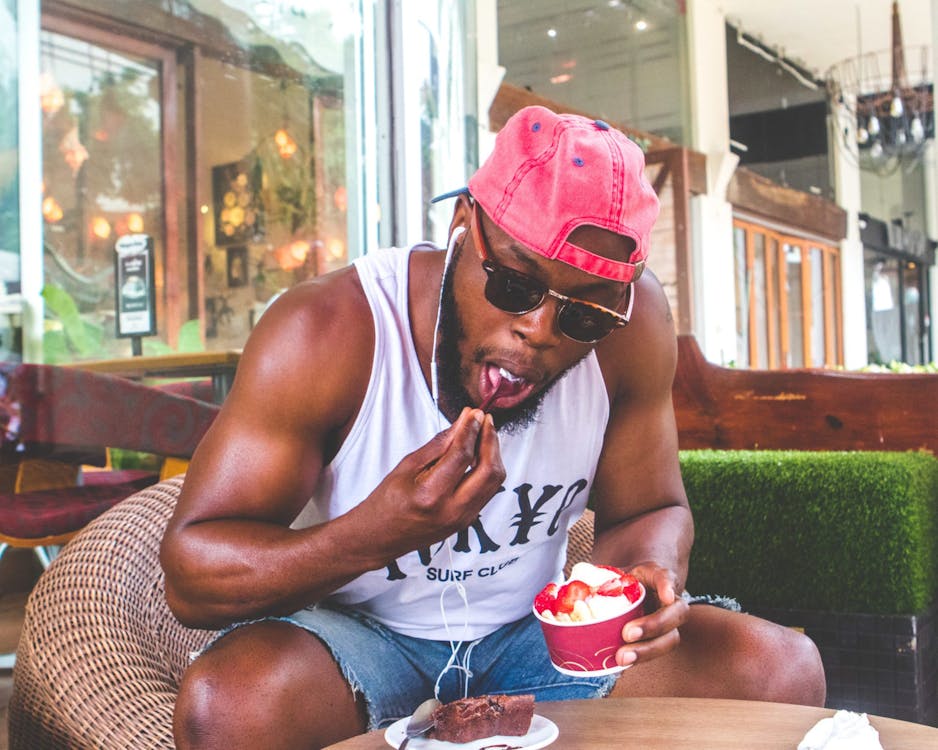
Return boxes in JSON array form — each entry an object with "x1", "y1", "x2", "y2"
[{"x1": 480, "y1": 364, "x2": 532, "y2": 410}]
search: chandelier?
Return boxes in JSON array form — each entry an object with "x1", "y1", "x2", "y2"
[{"x1": 826, "y1": 2, "x2": 934, "y2": 175}]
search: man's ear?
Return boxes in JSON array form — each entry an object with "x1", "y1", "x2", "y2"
[{"x1": 448, "y1": 194, "x2": 472, "y2": 242}]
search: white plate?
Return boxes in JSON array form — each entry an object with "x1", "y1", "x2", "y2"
[{"x1": 384, "y1": 713, "x2": 559, "y2": 749}]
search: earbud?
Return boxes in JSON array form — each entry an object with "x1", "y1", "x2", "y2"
[{"x1": 450, "y1": 225, "x2": 466, "y2": 245}]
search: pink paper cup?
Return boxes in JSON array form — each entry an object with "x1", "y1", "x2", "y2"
[{"x1": 533, "y1": 584, "x2": 645, "y2": 676}]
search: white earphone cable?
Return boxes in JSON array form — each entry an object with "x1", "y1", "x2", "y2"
[{"x1": 429, "y1": 224, "x2": 474, "y2": 699}]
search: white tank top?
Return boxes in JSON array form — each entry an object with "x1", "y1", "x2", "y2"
[{"x1": 292, "y1": 245, "x2": 610, "y2": 639}]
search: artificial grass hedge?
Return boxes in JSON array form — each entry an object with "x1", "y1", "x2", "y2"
[{"x1": 681, "y1": 450, "x2": 938, "y2": 615}]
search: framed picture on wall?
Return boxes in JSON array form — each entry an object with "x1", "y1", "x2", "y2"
[
  {"x1": 226, "y1": 245, "x2": 248, "y2": 288},
  {"x1": 212, "y1": 158, "x2": 265, "y2": 246}
]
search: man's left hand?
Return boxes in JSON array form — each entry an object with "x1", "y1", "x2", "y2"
[{"x1": 614, "y1": 562, "x2": 689, "y2": 668}]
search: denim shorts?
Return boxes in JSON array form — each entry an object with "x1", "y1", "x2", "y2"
[{"x1": 203, "y1": 603, "x2": 616, "y2": 731}]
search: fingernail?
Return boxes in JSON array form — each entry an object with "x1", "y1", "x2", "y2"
[
  {"x1": 625, "y1": 626, "x2": 642, "y2": 642},
  {"x1": 485, "y1": 413, "x2": 494, "y2": 426},
  {"x1": 618, "y1": 650, "x2": 637, "y2": 666}
]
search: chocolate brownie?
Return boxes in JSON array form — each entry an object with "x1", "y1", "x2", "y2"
[{"x1": 428, "y1": 694, "x2": 534, "y2": 743}]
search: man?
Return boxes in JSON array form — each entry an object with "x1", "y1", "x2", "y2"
[{"x1": 162, "y1": 106, "x2": 825, "y2": 749}]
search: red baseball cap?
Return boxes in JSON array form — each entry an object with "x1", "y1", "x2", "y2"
[{"x1": 438, "y1": 106, "x2": 659, "y2": 284}]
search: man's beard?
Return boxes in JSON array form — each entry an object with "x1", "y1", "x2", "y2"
[{"x1": 434, "y1": 247, "x2": 582, "y2": 434}]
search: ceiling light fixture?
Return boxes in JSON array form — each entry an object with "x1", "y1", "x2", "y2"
[{"x1": 826, "y1": 1, "x2": 933, "y2": 175}]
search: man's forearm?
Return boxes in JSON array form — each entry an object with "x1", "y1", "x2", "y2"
[
  {"x1": 161, "y1": 511, "x2": 391, "y2": 629},
  {"x1": 590, "y1": 504, "x2": 694, "y2": 591}
]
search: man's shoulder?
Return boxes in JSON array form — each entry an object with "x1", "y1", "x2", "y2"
[{"x1": 244, "y1": 264, "x2": 374, "y2": 374}]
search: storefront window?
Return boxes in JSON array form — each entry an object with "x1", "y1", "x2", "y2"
[
  {"x1": 40, "y1": 29, "x2": 167, "y2": 362},
  {"x1": 867, "y1": 256, "x2": 902, "y2": 364},
  {"x1": 902, "y1": 261, "x2": 924, "y2": 366},
  {"x1": 37, "y1": 0, "x2": 372, "y2": 361},
  {"x1": 865, "y1": 251, "x2": 931, "y2": 366}
]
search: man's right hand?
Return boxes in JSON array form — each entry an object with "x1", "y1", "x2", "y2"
[{"x1": 361, "y1": 407, "x2": 505, "y2": 558}]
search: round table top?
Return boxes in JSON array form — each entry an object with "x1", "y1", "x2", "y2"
[{"x1": 325, "y1": 697, "x2": 938, "y2": 749}]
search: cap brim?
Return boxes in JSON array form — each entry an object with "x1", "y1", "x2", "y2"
[{"x1": 430, "y1": 187, "x2": 470, "y2": 204}]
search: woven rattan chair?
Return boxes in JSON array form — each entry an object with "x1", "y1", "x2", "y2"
[{"x1": 8, "y1": 477, "x2": 596, "y2": 749}]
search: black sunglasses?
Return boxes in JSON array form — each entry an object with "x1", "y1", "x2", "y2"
[{"x1": 469, "y1": 201, "x2": 633, "y2": 343}]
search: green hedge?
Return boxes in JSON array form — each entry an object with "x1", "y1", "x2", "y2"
[{"x1": 682, "y1": 450, "x2": 938, "y2": 615}]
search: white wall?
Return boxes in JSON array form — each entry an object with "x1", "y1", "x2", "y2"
[
  {"x1": 685, "y1": 0, "x2": 738, "y2": 364},
  {"x1": 828, "y1": 101, "x2": 868, "y2": 368}
]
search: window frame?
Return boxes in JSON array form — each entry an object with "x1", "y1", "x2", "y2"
[{"x1": 734, "y1": 215, "x2": 843, "y2": 368}]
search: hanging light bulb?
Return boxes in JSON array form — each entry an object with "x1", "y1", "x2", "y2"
[
  {"x1": 42, "y1": 196, "x2": 64, "y2": 223},
  {"x1": 126, "y1": 212, "x2": 145, "y2": 233},
  {"x1": 274, "y1": 127, "x2": 298, "y2": 159},
  {"x1": 867, "y1": 114, "x2": 881, "y2": 136},
  {"x1": 91, "y1": 217, "x2": 112, "y2": 239},
  {"x1": 857, "y1": 126, "x2": 870, "y2": 145},
  {"x1": 870, "y1": 141, "x2": 884, "y2": 159},
  {"x1": 910, "y1": 116, "x2": 925, "y2": 142},
  {"x1": 890, "y1": 94, "x2": 904, "y2": 117}
]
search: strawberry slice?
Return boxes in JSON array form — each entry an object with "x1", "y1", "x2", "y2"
[
  {"x1": 620, "y1": 573, "x2": 642, "y2": 603},
  {"x1": 556, "y1": 580, "x2": 591, "y2": 614},
  {"x1": 534, "y1": 583, "x2": 559, "y2": 615},
  {"x1": 595, "y1": 578, "x2": 624, "y2": 597}
]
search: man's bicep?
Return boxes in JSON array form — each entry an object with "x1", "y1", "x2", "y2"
[
  {"x1": 591, "y1": 389, "x2": 686, "y2": 530},
  {"x1": 176, "y1": 396, "x2": 326, "y2": 528},
  {"x1": 173, "y1": 275, "x2": 371, "y2": 529}
]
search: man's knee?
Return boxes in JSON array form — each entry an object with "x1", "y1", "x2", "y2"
[
  {"x1": 736, "y1": 618, "x2": 826, "y2": 706},
  {"x1": 174, "y1": 622, "x2": 366, "y2": 750},
  {"x1": 766, "y1": 625, "x2": 826, "y2": 706}
]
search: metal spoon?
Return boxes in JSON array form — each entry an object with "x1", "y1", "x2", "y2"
[{"x1": 398, "y1": 697, "x2": 441, "y2": 750}]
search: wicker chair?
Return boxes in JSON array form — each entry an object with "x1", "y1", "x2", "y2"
[{"x1": 8, "y1": 477, "x2": 595, "y2": 748}]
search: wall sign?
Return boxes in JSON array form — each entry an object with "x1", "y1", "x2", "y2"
[{"x1": 114, "y1": 234, "x2": 156, "y2": 338}]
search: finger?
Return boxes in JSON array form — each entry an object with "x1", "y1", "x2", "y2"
[
  {"x1": 622, "y1": 596, "x2": 688, "y2": 644},
  {"x1": 629, "y1": 564, "x2": 678, "y2": 608},
  {"x1": 616, "y1": 627, "x2": 681, "y2": 667},
  {"x1": 653, "y1": 568, "x2": 677, "y2": 606},
  {"x1": 453, "y1": 414, "x2": 505, "y2": 497},
  {"x1": 405, "y1": 408, "x2": 478, "y2": 472},
  {"x1": 418, "y1": 409, "x2": 485, "y2": 487}
]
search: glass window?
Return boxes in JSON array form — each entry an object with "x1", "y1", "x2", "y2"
[
  {"x1": 394, "y1": 0, "x2": 476, "y2": 247},
  {"x1": 734, "y1": 218, "x2": 842, "y2": 369},
  {"x1": 40, "y1": 29, "x2": 167, "y2": 362},
  {"x1": 809, "y1": 247, "x2": 825, "y2": 367},
  {"x1": 902, "y1": 261, "x2": 923, "y2": 366},
  {"x1": 752, "y1": 233, "x2": 767, "y2": 368},
  {"x1": 733, "y1": 224, "x2": 747, "y2": 366},
  {"x1": 497, "y1": 0, "x2": 687, "y2": 142},
  {"x1": 37, "y1": 1, "x2": 372, "y2": 362},
  {"x1": 866, "y1": 255, "x2": 902, "y2": 364},
  {"x1": 0, "y1": 0, "x2": 19, "y2": 296},
  {"x1": 784, "y1": 244, "x2": 804, "y2": 367}
]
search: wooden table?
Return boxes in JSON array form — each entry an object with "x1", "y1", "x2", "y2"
[
  {"x1": 69, "y1": 350, "x2": 242, "y2": 403},
  {"x1": 326, "y1": 697, "x2": 938, "y2": 749}
]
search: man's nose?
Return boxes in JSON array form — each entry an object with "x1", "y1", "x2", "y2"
[{"x1": 510, "y1": 297, "x2": 564, "y2": 347}]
